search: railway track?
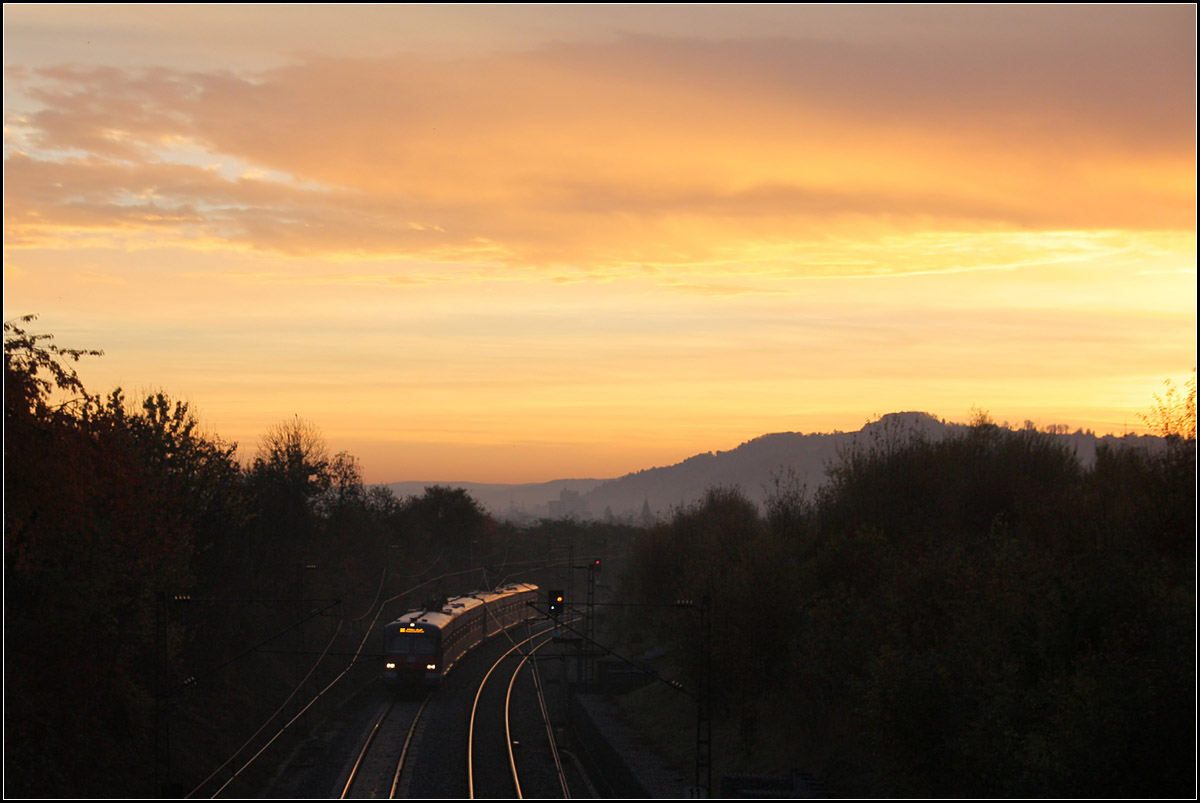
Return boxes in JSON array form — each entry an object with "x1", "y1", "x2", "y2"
[
  {"x1": 339, "y1": 690, "x2": 430, "y2": 798},
  {"x1": 467, "y1": 628, "x2": 567, "y2": 798},
  {"x1": 341, "y1": 618, "x2": 583, "y2": 799}
]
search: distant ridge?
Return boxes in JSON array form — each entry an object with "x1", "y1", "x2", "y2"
[
  {"x1": 383, "y1": 477, "x2": 604, "y2": 521},
  {"x1": 385, "y1": 412, "x2": 1162, "y2": 523}
]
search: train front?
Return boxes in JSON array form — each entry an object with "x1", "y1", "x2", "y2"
[{"x1": 382, "y1": 619, "x2": 443, "y2": 684}]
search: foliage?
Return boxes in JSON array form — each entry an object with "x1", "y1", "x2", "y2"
[
  {"x1": 99, "y1": 389, "x2": 247, "y2": 573},
  {"x1": 616, "y1": 416, "x2": 1195, "y2": 797},
  {"x1": 4, "y1": 322, "x2": 237, "y2": 797},
  {"x1": 6, "y1": 319, "x2": 613, "y2": 797},
  {"x1": 1139, "y1": 369, "x2": 1197, "y2": 441},
  {"x1": 240, "y1": 416, "x2": 335, "y2": 589},
  {"x1": 619, "y1": 486, "x2": 798, "y2": 719},
  {"x1": 4, "y1": 314, "x2": 103, "y2": 419},
  {"x1": 253, "y1": 415, "x2": 333, "y2": 497},
  {"x1": 394, "y1": 485, "x2": 492, "y2": 568},
  {"x1": 8, "y1": 315, "x2": 1193, "y2": 797}
]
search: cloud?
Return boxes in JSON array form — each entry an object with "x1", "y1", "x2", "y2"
[{"x1": 5, "y1": 24, "x2": 1194, "y2": 271}]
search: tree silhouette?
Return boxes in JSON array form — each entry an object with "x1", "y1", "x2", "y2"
[
  {"x1": 4, "y1": 319, "x2": 232, "y2": 797},
  {"x1": 1139, "y1": 369, "x2": 1196, "y2": 440},
  {"x1": 398, "y1": 485, "x2": 490, "y2": 565},
  {"x1": 253, "y1": 415, "x2": 332, "y2": 497},
  {"x1": 4, "y1": 313, "x2": 102, "y2": 419}
]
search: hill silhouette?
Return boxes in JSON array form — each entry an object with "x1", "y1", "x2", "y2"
[{"x1": 386, "y1": 412, "x2": 1160, "y2": 522}]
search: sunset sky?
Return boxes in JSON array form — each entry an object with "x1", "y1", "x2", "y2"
[{"x1": 3, "y1": 4, "x2": 1195, "y2": 484}]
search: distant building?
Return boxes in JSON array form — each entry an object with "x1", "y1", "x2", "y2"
[
  {"x1": 640, "y1": 498, "x2": 656, "y2": 527},
  {"x1": 548, "y1": 488, "x2": 588, "y2": 519}
]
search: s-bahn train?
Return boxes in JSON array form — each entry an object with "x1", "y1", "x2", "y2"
[{"x1": 382, "y1": 583, "x2": 539, "y2": 684}]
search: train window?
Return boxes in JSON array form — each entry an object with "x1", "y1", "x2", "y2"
[{"x1": 388, "y1": 633, "x2": 437, "y2": 654}]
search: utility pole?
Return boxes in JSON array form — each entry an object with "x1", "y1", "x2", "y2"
[
  {"x1": 585, "y1": 558, "x2": 600, "y2": 684},
  {"x1": 295, "y1": 562, "x2": 317, "y2": 718},
  {"x1": 154, "y1": 591, "x2": 168, "y2": 795},
  {"x1": 696, "y1": 595, "x2": 712, "y2": 799},
  {"x1": 154, "y1": 592, "x2": 191, "y2": 796}
]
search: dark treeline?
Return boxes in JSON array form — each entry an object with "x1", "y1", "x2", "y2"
[
  {"x1": 6, "y1": 316, "x2": 1194, "y2": 797},
  {"x1": 4, "y1": 317, "x2": 636, "y2": 797},
  {"x1": 614, "y1": 411, "x2": 1195, "y2": 797}
]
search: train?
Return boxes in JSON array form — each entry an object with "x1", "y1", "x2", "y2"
[{"x1": 382, "y1": 583, "x2": 540, "y2": 684}]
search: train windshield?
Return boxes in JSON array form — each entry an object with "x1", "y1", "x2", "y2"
[{"x1": 388, "y1": 631, "x2": 437, "y2": 655}]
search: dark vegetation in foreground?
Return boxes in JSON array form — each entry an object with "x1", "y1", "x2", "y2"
[
  {"x1": 611, "y1": 408, "x2": 1195, "y2": 797},
  {"x1": 4, "y1": 318, "x2": 634, "y2": 798},
  {"x1": 5, "y1": 317, "x2": 1195, "y2": 797}
]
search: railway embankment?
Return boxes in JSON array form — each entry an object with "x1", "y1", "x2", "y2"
[
  {"x1": 560, "y1": 653, "x2": 694, "y2": 798},
  {"x1": 571, "y1": 691, "x2": 692, "y2": 797}
]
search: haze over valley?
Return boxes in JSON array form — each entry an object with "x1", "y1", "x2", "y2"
[{"x1": 387, "y1": 411, "x2": 1171, "y2": 522}]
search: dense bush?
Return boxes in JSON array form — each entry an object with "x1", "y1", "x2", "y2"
[
  {"x1": 617, "y1": 417, "x2": 1195, "y2": 797},
  {"x1": 5, "y1": 320, "x2": 633, "y2": 797},
  {"x1": 6, "y1": 321, "x2": 220, "y2": 796}
]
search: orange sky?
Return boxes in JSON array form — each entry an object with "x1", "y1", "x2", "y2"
[{"x1": 3, "y1": 4, "x2": 1195, "y2": 483}]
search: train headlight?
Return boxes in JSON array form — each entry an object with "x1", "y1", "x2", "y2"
[
  {"x1": 426, "y1": 663, "x2": 437, "y2": 671},
  {"x1": 385, "y1": 662, "x2": 396, "y2": 670}
]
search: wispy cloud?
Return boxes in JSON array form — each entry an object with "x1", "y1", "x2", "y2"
[{"x1": 6, "y1": 25, "x2": 1193, "y2": 272}]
